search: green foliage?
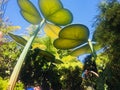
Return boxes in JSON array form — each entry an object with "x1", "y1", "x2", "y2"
[
  {"x1": 20, "y1": 48, "x2": 83, "y2": 89},
  {"x1": 83, "y1": 55, "x2": 98, "y2": 73},
  {"x1": 81, "y1": 55, "x2": 98, "y2": 89},
  {"x1": 96, "y1": 53, "x2": 109, "y2": 71},
  {"x1": 56, "y1": 55, "x2": 83, "y2": 89},
  {"x1": 59, "y1": 66, "x2": 82, "y2": 90},
  {"x1": 0, "y1": 16, "x2": 20, "y2": 34},
  {"x1": 0, "y1": 77, "x2": 24, "y2": 90},
  {"x1": 95, "y1": 53, "x2": 110, "y2": 90},
  {"x1": 0, "y1": 25, "x2": 21, "y2": 34},
  {"x1": 0, "y1": 77, "x2": 8, "y2": 90},
  {"x1": 14, "y1": 81, "x2": 24, "y2": 90},
  {"x1": 18, "y1": 33, "x2": 83, "y2": 89},
  {"x1": 57, "y1": 55, "x2": 83, "y2": 69},
  {"x1": 0, "y1": 41, "x2": 21, "y2": 78},
  {"x1": 33, "y1": 35, "x2": 58, "y2": 55},
  {"x1": 94, "y1": 1, "x2": 120, "y2": 46},
  {"x1": 20, "y1": 48, "x2": 62, "y2": 89},
  {"x1": 94, "y1": 0, "x2": 120, "y2": 89}
]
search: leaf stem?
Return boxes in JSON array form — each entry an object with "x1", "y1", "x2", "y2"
[
  {"x1": 8, "y1": 19, "x2": 45, "y2": 90},
  {"x1": 88, "y1": 39, "x2": 97, "y2": 61}
]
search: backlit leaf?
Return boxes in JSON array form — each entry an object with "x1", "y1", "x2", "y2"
[
  {"x1": 54, "y1": 59, "x2": 63, "y2": 64},
  {"x1": 39, "y1": 0, "x2": 73, "y2": 25},
  {"x1": 18, "y1": 0, "x2": 42, "y2": 24},
  {"x1": 20, "y1": 11, "x2": 41, "y2": 25},
  {"x1": 59, "y1": 24, "x2": 89, "y2": 40},
  {"x1": 8, "y1": 33, "x2": 27, "y2": 46},
  {"x1": 70, "y1": 44, "x2": 90, "y2": 57},
  {"x1": 54, "y1": 38, "x2": 86, "y2": 49},
  {"x1": 38, "y1": 50, "x2": 55, "y2": 62},
  {"x1": 70, "y1": 43, "x2": 102, "y2": 57},
  {"x1": 36, "y1": 48, "x2": 62, "y2": 63},
  {"x1": 46, "y1": 9, "x2": 73, "y2": 25},
  {"x1": 44, "y1": 23, "x2": 61, "y2": 39},
  {"x1": 54, "y1": 24, "x2": 89, "y2": 49},
  {"x1": 39, "y1": 0, "x2": 63, "y2": 16}
]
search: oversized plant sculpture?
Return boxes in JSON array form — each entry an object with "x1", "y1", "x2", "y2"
[
  {"x1": 8, "y1": 0, "x2": 72, "y2": 89},
  {"x1": 8, "y1": 0, "x2": 100, "y2": 90}
]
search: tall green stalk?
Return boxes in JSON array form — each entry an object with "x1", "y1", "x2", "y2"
[
  {"x1": 8, "y1": 19, "x2": 45, "y2": 90},
  {"x1": 88, "y1": 39, "x2": 97, "y2": 61}
]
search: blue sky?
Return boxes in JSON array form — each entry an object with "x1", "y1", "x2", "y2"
[{"x1": 5, "y1": 0, "x2": 101, "y2": 36}]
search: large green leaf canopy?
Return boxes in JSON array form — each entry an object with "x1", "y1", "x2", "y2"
[
  {"x1": 54, "y1": 24, "x2": 89, "y2": 49},
  {"x1": 18, "y1": 0, "x2": 72, "y2": 25},
  {"x1": 39, "y1": 0, "x2": 73, "y2": 25}
]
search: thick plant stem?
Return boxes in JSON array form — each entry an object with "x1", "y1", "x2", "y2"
[
  {"x1": 88, "y1": 39, "x2": 97, "y2": 61},
  {"x1": 8, "y1": 19, "x2": 45, "y2": 90}
]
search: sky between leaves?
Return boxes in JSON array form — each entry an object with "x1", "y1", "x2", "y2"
[{"x1": 5, "y1": 0, "x2": 101, "y2": 37}]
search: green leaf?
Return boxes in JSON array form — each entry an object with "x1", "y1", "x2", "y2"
[
  {"x1": 18, "y1": 0, "x2": 42, "y2": 24},
  {"x1": 46, "y1": 9, "x2": 73, "y2": 25},
  {"x1": 8, "y1": 33, "x2": 27, "y2": 46},
  {"x1": 39, "y1": 0, "x2": 73, "y2": 25},
  {"x1": 36, "y1": 48, "x2": 62, "y2": 63},
  {"x1": 54, "y1": 38, "x2": 85, "y2": 49},
  {"x1": 39, "y1": 50, "x2": 55, "y2": 62},
  {"x1": 70, "y1": 43, "x2": 102, "y2": 57},
  {"x1": 39, "y1": 0, "x2": 63, "y2": 16},
  {"x1": 54, "y1": 59, "x2": 63, "y2": 64},
  {"x1": 54, "y1": 24, "x2": 89, "y2": 49},
  {"x1": 70, "y1": 44, "x2": 90, "y2": 56},
  {"x1": 44, "y1": 23, "x2": 61, "y2": 39},
  {"x1": 59, "y1": 24, "x2": 89, "y2": 39}
]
